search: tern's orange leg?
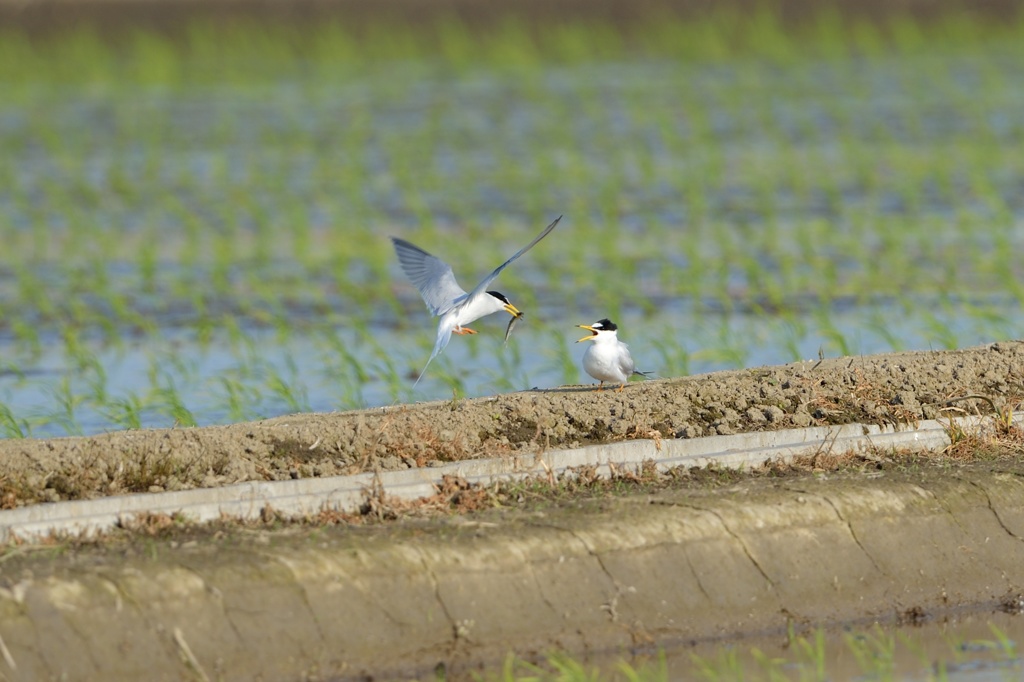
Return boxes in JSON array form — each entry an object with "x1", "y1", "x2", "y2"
[
  {"x1": 453, "y1": 327, "x2": 478, "y2": 335},
  {"x1": 596, "y1": 382, "x2": 604, "y2": 392},
  {"x1": 617, "y1": 383, "x2": 626, "y2": 392}
]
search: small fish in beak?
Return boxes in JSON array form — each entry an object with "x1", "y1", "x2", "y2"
[{"x1": 504, "y1": 313, "x2": 522, "y2": 344}]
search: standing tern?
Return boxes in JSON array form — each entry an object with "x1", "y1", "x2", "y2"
[
  {"x1": 392, "y1": 215, "x2": 562, "y2": 386},
  {"x1": 576, "y1": 318, "x2": 651, "y2": 391}
]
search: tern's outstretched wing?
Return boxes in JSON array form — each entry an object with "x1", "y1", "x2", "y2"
[
  {"x1": 391, "y1": 237, "x2": 468, "y2": 316},
  {"x1": 467, "y1": 216, "x2": 562, "y2": 299}
]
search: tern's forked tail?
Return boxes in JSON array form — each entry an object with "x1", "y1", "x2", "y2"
[{"x1": 412, "y1": 324, "x2": 453, "y2": 388}]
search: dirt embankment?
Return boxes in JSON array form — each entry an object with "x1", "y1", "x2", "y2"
[
  {"x1": 1, "y1": 341, "x2": 1022, "y2": 508},
  {"x1": 1, "y1": 342, "x2": 1024, "y2": 681}
]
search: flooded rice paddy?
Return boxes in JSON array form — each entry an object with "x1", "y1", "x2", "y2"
[
  {"x1": 678, "y1": 614, "x2": 1023, "y2": 682},
  {"x1": 1, "y1": 11, "x2": 1024, "y2": 437},
  {"x1": 607, "y1": 612, "x2": 1024, "y2": 682}
]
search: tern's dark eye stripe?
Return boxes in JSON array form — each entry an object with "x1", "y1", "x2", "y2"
[{"x1": 594, "y1": 318, "x2": 618, "y2": 331}]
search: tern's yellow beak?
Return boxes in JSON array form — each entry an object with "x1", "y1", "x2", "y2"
[
  {"x1": 504, "y1": 303, "x2": 523, "y2": 318},
  {"x1": 576, "y1": 324, "x2": 599, "y2": 343}
]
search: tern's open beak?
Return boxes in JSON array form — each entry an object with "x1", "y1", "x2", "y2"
[
  {"x1": 504, "y1": 303, "x2": 523, "y2": 318},
  {"x1": 576, "y1": 324, "x2": 598, "y2": 343}
]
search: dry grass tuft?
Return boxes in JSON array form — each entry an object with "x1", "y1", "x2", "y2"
[
  {"x1": 940, "y1": 395, "x2": 1024, "y2": 461},
  {"x1": 116, "y1": 511, "x2": 192, "y2": 535}
]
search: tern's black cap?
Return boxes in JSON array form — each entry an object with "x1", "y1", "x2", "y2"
[{"x1": 487, "y1": 291, "x2": 511, "y2": 304}]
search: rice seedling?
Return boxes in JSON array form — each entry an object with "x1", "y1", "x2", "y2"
[
  {"x1": 214, "y1": 375, "x2": 263, "y2": 424},
  {"x1": 814, "y1": 307, "x2": 853, "y2": 358},
  {"x1": 864, "y1": 307, "x2": 906, "y2": 353},
  {"x1": 150, "y1": 384, "x2": 197, "y2": 428},
  {"x1": 470, "y1": 615, "x2": 1024, "y2": 681},
  {"x1": 263, "y1": 355, "x2": 311, "y2": 415},
  {"x1": 101, "y1": 392, "x2": 147, "y2": 431},
  {"x1": 844, "y1": 628, "x2": 898, "y2": 679},
  {"x1": 921, "y1": 306, "x2": 961, "y2": 351},
  {"x1": 9, "y1": 319, "x2": 42, "y2": 359},
  {"x1": 0, "y1": 402, "x2": 28, "y2": 438},
  {"x1": 778, "y1": 316, "x2": 808, "y2": 362},
  {"x1": 43, "y1": 376, "x2": 84, "y2": 437}
]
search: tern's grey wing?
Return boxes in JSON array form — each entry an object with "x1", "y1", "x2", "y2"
[
  {"x1": 618, "y1": 343, "x2": 637, "y2": 376},
  {"x1": 467, "y1": 215, "x2": 562, "y2": 298},
  {"x1": 391, "y1": 237, "x2": 468, "y2": 316}
]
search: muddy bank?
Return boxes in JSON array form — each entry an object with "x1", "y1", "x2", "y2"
[
  {"x1": 1, "y1": 342, "x2": 1022, "y2": 509},
  {"x1": 2, "y1": 464, "x2": 1024, "y2": 681}
]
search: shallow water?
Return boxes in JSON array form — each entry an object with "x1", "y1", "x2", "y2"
[
  {"x1": 662, "y1": 609, "x2": 1024, "y2": 682},
  {"x1": 461, "y1": 606, "x2": 1024, "y2": 681},
  {"x1": 1, "y1": 24, "x2": 1024, "y2": 437},
  {"x1": 0, "y1": 293, "x2": 1018, "y2": 438}
]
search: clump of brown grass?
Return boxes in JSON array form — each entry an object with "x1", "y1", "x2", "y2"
[
  {"x1": 116, "y1": 511, "x2": 192, "y2": 535},
  {"x1": 346, "y1": 474, "x2": 496, "y2": 523},
  {"x1": 940, "y1": 395, "x2": 1024, "y2": 461}
]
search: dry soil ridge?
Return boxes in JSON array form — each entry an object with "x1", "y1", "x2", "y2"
[{"x1": 1, "y1": 341, "x2": 1022, "y2": 507}]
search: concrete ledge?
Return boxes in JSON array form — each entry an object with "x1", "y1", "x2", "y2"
[
  {"x1": 1, "y1": 470, "x2": 1024, "y2": 680},
  {"x1": 2, "y1": 411, "x2": 1013, "y2": 543}
]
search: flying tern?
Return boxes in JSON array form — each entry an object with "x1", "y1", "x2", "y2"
[
  {"x1": 576, "y1": 318, "x2": 651, "y2": 391},
  {"x1": 392, "y1": 215, "x2": 562, "y2": 386}
]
